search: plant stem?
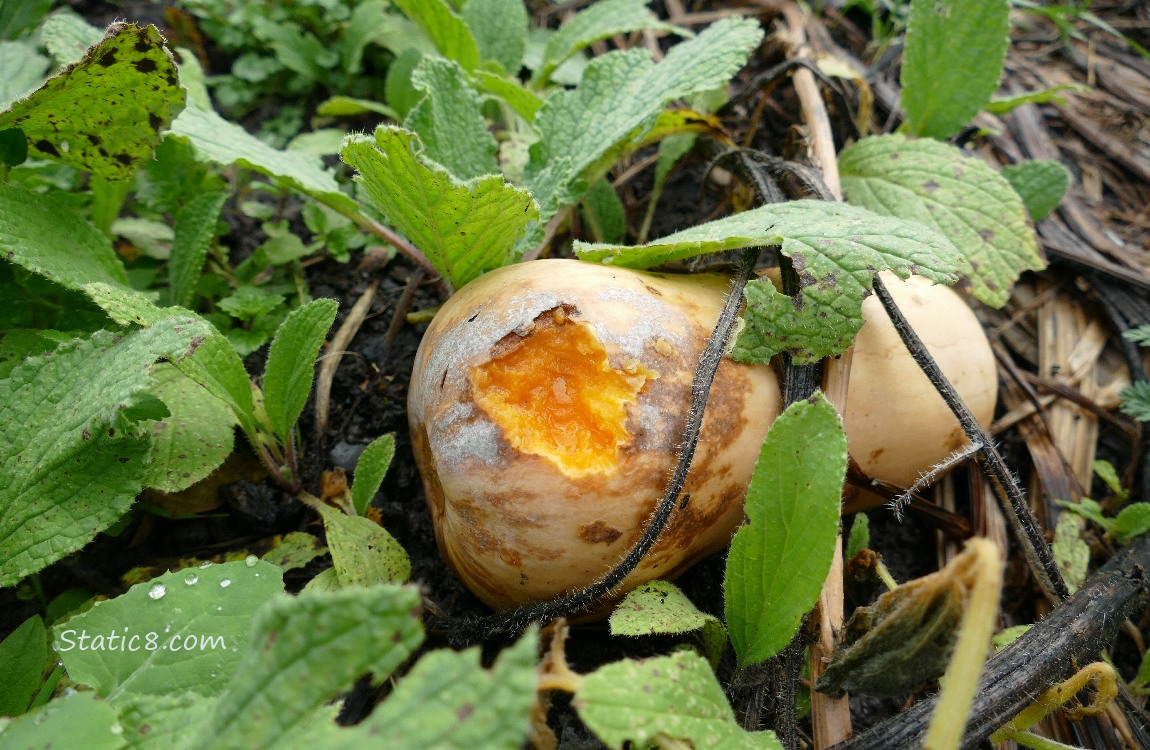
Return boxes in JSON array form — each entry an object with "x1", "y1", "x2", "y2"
[
  {"x1": 831, "y1": 530, "x2": 1150, "y2": 749},
  {"x1": 331, "y1": 202, "x2": 439, "y2": 278},
  {"x1": 870, "y1": 274, "x2": 1071, "y2": 603},
  {"x1": 448, "y1": 247, "x2": 762, "y2": 642}
]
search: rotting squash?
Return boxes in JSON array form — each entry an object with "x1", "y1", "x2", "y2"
[{"x1": 408, "y1": 259, "x2": 996, "y2": 610}]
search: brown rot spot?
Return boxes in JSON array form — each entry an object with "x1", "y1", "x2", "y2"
[
  {"x1": 134, "y1": 58, "x2": 158, "y2": 73},
  {"x1": 457, "y1": 704, "x2": 474, "y2": 721},
  {"x1": 135, "y1": 37, "x2": 151, "y2": 52},
  {"x1": 579, "y1": 520, "x2": 623, "y2": 544},
  {"x1": 97, "y1": 50, "x2": 117, "y2": 67},
  {"x1": 87, "y1": 134, "x2": 101, "y2": 145},
  {"x1": 34, "y1": 140, "x2": 60, "y2": 157},
  {"x1": 115, "y1": 153, "x2": 132, "y2": 166},
  {"x1": 869, "y1": 448, "x2": 885, "y2": 462},
  {"x1": 149, "y1": 113, "x2": 163, "y2": 130},
  {"x1": 644, "y1": 284, "x2": 663, "y2": 297},
  {"x1": 923, "y1": 180, "x2": 939, "y2": 193},
  {"x1": 979, "y1": 229, "x2": 995, "y2": 241}
]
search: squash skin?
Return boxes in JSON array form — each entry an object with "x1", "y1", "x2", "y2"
[
  {"x1": 408, "y1": 259, "x2": 782, "y2": 610},
  {"x1": 408, "y1": 261, "x2": 997, "y2": 609}
]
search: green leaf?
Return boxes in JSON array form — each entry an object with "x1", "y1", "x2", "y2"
[
  {"x1": 0, "y1": 23, "x2": 185, "y2": 179},
  {"x1": 0, "y1": 691, "x2": 125, "y2": 750},
  {"x1": 1052, "y1": 511, "x2": 1089, "y2": 593},
  {"x1": 575, "y1": 650, "x2": 783, "y2": 749},
  {"x1": 1120, "y1": 381, "x2": 1150, "y2": 422},
  {"x1": 532, "y1": 0, "x2": 683, "y2": 87},
  {"x1": 188, "y1": 584, "x2": 424, "y2": 750},
  {"x1": 0, "y1": 126, "x2": 27, "y2": 165},
  {"x1": 311, "y1": 502, "x2": 411, "y2": 586},
  {"x1": 0, "y1": 0, "x2": 54, "y2": 41},
  {"x1": 262, "y1": 298, "x2": 338, "y2": 441},
  {"x1": 900, "y1": 0, "x2": 1009, "y2": 138},
  {"x1": 578, "y1": 200, "x2": 960, "y2": 365},
  {"x1": 315, "y1": 95, "x2": 398, "y2": 119},
  {"x1": 170, "y1": 98, "x2": 354, "y2": 213},
  {"x1": 0, "y1": 183, "x2": 128, "y2": 289},
  {"x1": 385, "y1": 48, "x2": 425, "y2": 120},
  {"x1": 0, "y1": 42, "x2": 49, "y2": 110},
  {"x1": 39, "y1": 10, "x2": 103, "y2": 67},
  {"x1": 344, "y1": 629, "x2": 538, "y2": 749},
  {"x1": 352, "y1": 433, "x2": 396, "y2": 516},
  {"x1": 54, "y1": 560, "x2": 284, "y2": 700},
  {"x1": 0, "y1": 320, "x2": 210, "y2": 587},
  {"x1": 1122, "y1": 325, "x2": 1150, "y2": 348},
  {"x1": 262, "y1": 531, "x2": 327, "y2": 572},
  {"x1": 474, "y1": 69, "x2": 543, "y2": 121},
  {"x1": 1000, "y1": 159, "x2": 1069, "y2": 222},
  {"x1": 462, "y1": 0, "x2": 527, "y2": 74},
  {"x1": 1093, "y1": 459, "x2": 1127, "y2": 499},
  {"x1": 342, "y1": 126, "x2": 539, "y2": 292},
  {"x1": 846, "y1": 514, "x2": 871, "y2": 559},
  {"x1": 168, "y1": 191, "x2": 226, "y2": 308},
  {"x1": 80, "y1": 283, "x2": 256, "y2": 437},
  {"x1": 581, "y1": 178, "x2": 627, "y2": 244},
  {"x1": 0, "y1": 615, "x2": 49, "y2": 716},
  {"x1": 525, "y1": 17, "x2": 763, "y2": 216},
  {"x1": 724, "y1": 394, "x2": 846, "y2": 668},
  {"x1": 1059, "y1": 497, "x2": 1111, "y2": 531},
  {"x1": 610, "y1": 580, "x2": 726, "y2": 667},
  {"x1": 142, "y1": 364, "x2": 233, "y2": 493},
  {"x1": 839, "y1": 134, "x2": 1045, "y2": 307},
  {"x1": 1113, "y1": 503, "x2": 1150, "y2": 545},
  {"x1": 116, "y1": 692, "x2": 212, "y2": 750},
  {"x1": 405, "y1": 55, "x2": 498, "y2": 180},
  {"x1": 391, "y1": 0, "x2": 479, "y2": 71}
]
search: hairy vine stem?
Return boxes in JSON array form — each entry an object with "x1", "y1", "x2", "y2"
[
  {"x1": 871, "y1": 275, "x2": 1071, "y2": 602},
  {"x1": 447, "y1": 247, "x2": 763, "y2": 644}
]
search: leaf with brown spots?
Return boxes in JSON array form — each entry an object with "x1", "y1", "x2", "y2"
[
  {"x1": 0, "y1": 22, "x2": 184, "y2": 179},
  {"x1": 840, "y1": 134, "x2": 1046, "y2": 308}
]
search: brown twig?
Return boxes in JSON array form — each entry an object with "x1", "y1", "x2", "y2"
[{"x1": 315, "y1": 279, "x2": 380, "y2": 435}]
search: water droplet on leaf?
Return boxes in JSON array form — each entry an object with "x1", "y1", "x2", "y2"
[{"x1": 147, "y1": 583, "x2": 166, "y2": 600}]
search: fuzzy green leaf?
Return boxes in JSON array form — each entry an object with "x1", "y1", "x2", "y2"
[
  {"x1": 168, "y1": 191, "x2": 226, "y2": 308},
  {"x1": 312, "y1": 502, "x2": 411, "y2": 586},
  {"x1": 0, "y1": 126, "x2": 27, "y2": 165},
  {"x1": 54, "y1": 560, "x2": 283, "y2": 700},
  {"x1": 582, "y1": 178, "x2": 627, "y2": 244},
  {"x1": 725, "y1": 394, "x2": 846, "y2": 668},
  {"x1": 352, "y1": 433, "x2": 396, "y2": 516},
  {"x1": 262, "y1": 298, "x2": 338, "y2": 441},
  {"x1": 405, "y1": 56, "x2": 498, "y2": 180},
  {"x1": 610, "y1": 580, "x2": 726, "y2": 666},
  {"x1": 116, "y1": 692, "x2": 212, "y2": 750},
  {"x1": 0, "y1": 42, "x2": 49, "y2": 110},
  {"x1": 525, "y1": 17, "x2": 763, "y2": 216},
  {"x1": 462, "y1": 0, "x2": 527, "y2": 74},
  {"x1": 0, "y1": 320, "x2": 210, "y2": 587},
  {"x1": 900, "y1": 0, "x2": 1009, "y2": 139},
  {"x1": 846, "y1": 514, "x2": 871, "y2": 559},
  {"x1": 39, "y1": 10, "x2": 103, "y2": 66},
  {"x1": 839, "y1": 134, "x2": 1045, "y2": 307},
  {"x1": 81, "y1": 283, "x2": 256, "y2": 437},
  {"x1": 0, "y1": 692, "x2": 125, "y2": 750},
  {"x1": 341, "y1": 630, "x2": 538, "y2": 749},
  {"x1": 1, "y1": 0, "x2": 54, "y2": 42},
  {"x1": 578, "y1": 200, "x2": 960, "y2": 365},
  {"x1": 0, "y1": 23, "x2": 184, "y2": 179},
  {"x1": 262, "y1": 532, "x2": 327, "y2": 572},
  {"x1": 532, "y1": 0, "x2": 683, "y2": 87},
  {"x1": 189, "y1": 585, "x2": 425, "y2": 750},
  {"x1": 392, "y1": 0, "x2": 479, "y2": 70},
  {"x1": 142, "y1": 364, "x2": 233, "y2": 493},
  {"x1": 1001, "y1": 159, "x2": 1069, "y2": 222},
  {"x1": 0, "y1": 183, "x2": 128, "y2": 289},
  {"x1": 0, "y1": 615, "x2": 48, "y2": 716},
  {"x1": 342, "y1": 126, "x2": 539, "y2": 292},
  {"x1": 170, "y1": 100, "x2": 354, "y2": 213},
  {"x1": 473, "y1": 70, "x2": 543, "y2": 120},
  {"x1": 1053, "y1": 511, "x2": 1089, "y2": 593},
  {"x1": 575, "y1": 650, "x2": 783, "y2": 750}
]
